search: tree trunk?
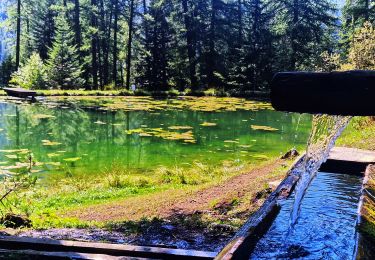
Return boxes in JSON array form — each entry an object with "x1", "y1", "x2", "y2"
[
  {"x1": 238, "y1": 0, "x2": 243, "y2": 46},
  {"x1": 182, "y1": 0, "x2": 198, "y2": 91},
  {"x1": 113, "y1": 0, "x2": 119, "y2": 87},
  {"x1": 126, "y1": 0, "x2": 135, "y2": 90},
  {"x1": 16, "y1": 0, "x2": 21, "y2": 69},
  {"x1": 73, "y1": 0, "x2": 82, "y2": 52},
  {"x1": 142, "y1": 0, "x2": 151, "y2": 87},
  {"x1": 207, "y1": 0, "x2": 217, "y2": 88},
  {"x1": 99, "y1": 0, "x2": 110, "y2": 86},
  {"x1": 290, "y1": 0, "x2": 299, "y2": 71},
  {"x1": 91, "y1": 0, "x2": 99, "y2": 89}
]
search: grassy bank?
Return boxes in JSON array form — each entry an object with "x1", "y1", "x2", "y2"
[
  {"x1": 1, "y1": 154, "x2": 295, "y2": 235},
  {"x1": 338, "y1": 117, "x2": 375, "y2": 242},
  {"x1": 30, "y1": 157, "x2": 291, "y2": 228}
]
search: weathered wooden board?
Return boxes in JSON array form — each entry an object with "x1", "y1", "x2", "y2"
[
  {"x1": 0, "y1": 236, "x2": 217, "y2": 260},
  {"x1": 0, "y1": 248, "x2": 137, "y2": 259},
  {"x1": 319, "y1": 147, "x2": 375, "y2": 175},
  {"x1": 328, "y1": 147, "x2": 375, "y2": 163}
]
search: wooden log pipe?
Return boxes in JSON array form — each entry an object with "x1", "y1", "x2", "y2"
[{"x1": 271, "y1": 70, "x2": 375, "y2": 116}]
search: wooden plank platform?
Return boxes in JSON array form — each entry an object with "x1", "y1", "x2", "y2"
[
  {"x1": 3, "y1": 87, "x2": 37, "y2": 100},
  {"x1": 328, "y1": 147, "x2": 375, "y2": 163},
  {"x1": 0, "y1": 236, "x2": 217, "y2": 260}
]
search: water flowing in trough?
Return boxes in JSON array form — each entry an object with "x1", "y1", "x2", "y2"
[
  {"x1": 250, "y1": 115, "x2": 361, "y2": 259},
  {"x1": 290, "y1": 115, "x2": 352, "y2": 226}
]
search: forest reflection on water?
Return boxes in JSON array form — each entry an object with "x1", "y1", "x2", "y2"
[{"x1": 0, "y1": 97, "x2": 312, "y2": 180}]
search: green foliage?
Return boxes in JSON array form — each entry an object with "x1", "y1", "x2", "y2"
[
  {"x1": 0, "y1": 56, "x2": 15, "y2": 87},
  {"x1": 347, "y1": 22, "x2": 375, "y2": 70},
  {"x1": 315, "y1": 51, "x2": 342, "y2": 72},
  {"x1": 2, "y1": 0, "x2": 371, "y2": 93},
  {"x1": 10, "y1": 53, "x2": 47, "y2": 89},
  {"x1": 46, "y1": 12, "x2": 84, "y2": 89}
]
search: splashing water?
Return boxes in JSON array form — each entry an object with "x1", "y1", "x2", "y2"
[{"x1": 289, "y1": 115, "x2": 352, "y2": 227}]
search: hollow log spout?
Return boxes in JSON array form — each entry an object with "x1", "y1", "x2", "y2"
[{"x1": 271, "y1": 70, "x2": 375, "y2": 116}]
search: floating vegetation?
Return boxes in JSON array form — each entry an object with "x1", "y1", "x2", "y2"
[
  {"x1": 42, "y1": 140, "x2": 62, "y2": 146},
  {"x1": 94, "y1": 121, "x2": 106, "y2": 125},
  {"x1": 33, "y1": 114, "x2": 56, "y2": 120},
  {"x1": 251, "y1": 125, "x2": 279, "y2": 131},
  {"x1": 5, "y1": 154, "x2": 17, "y2": 159},
  {"x1": 224, "y1": 140, "x2": 239, "y2": 144},
  {"x1": 64, "y1": 157, "x2": 81, "y2": 162},
  {"x1": 0, "y1": 149, "x2": 29, "y2": 153},
  {"x1": 200, "y1": 122, "x2": 217, "y2": 127},
  {"x1": 168, "y1": 126, "x2": 193, "y2": 130},
  {"x1": 45, "y1": 96, "x2": 273, "y2": 113},
  {"x1": 125, "y1": 127, "x2": 196, "y2": 143},
  {"x1": 48, "y1": 153, "x2": 61, "y2": 158}
]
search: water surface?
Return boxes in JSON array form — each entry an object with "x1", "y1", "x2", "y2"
[
  {"x1": 251, "y1": 171, "x2": 362, "y2": 259},
  {"x1": 0, "y1": 97, "x2": 312, "y2": 180}
]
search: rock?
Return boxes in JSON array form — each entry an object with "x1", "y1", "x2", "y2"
[
  {"x1": 252, "y1": 188, "x2": 272, "y2": 202},
  {"x1": 0, "y1": 213, "x2": 32, "y2": 228},
  {"x1": 208, "y1": 223, "x2": 235, "y2": 234},
  {"x1": 281, "y1": 148, "x2": 300, "y2": 160}
]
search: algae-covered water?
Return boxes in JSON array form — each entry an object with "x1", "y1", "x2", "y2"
[{"x1": 0, "y1": 97, "x2": 312, "y2": 179}]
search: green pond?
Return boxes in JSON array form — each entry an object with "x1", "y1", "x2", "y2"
[{"x1": 0, "y1": 97, "x2": 312, "y2": 180}]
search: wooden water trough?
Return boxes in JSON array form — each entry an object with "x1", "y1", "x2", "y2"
[
  {"x1": 3, "y1": 87, "x2": 37, "y2": 101},
  {"x1": 215, "y1": 147, "x2": 375, "y2": 260}
]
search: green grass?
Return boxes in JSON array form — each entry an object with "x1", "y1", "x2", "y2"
[
  {"x1": 337, "y1": 117, "x2": 375, "y2": 150},
  {"x1": 2, "y1": 157, "x2": 284, "y2": 229}
]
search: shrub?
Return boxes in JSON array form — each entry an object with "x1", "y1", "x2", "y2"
[{"x1": 10, "y1": 53, "x2": 47, "y2": 89}]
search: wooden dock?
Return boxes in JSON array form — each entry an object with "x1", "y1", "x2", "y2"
[{"x1": 3, "y1": 87, "x2": 37, "y2": 100}]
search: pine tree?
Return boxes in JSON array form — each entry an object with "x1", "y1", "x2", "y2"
[
  {"x1": 47, "y1": 12, "x2": 85, "y2": 89},
  {"x1": 278, "y1": 0, "x2": 338, "y2": 70}
]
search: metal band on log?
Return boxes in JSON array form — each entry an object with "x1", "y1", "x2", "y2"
[{"x1": 271, "y1": 70, "x2": 375, "y2": 116}]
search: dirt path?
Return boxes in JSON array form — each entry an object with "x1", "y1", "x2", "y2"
[{"x1": 66, "y1": 160, "x2": 286, "y2": 222}]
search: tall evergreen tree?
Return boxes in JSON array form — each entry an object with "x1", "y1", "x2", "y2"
[{"x1": 46, "y1": 12, "x2": 84, "y2": 89}]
